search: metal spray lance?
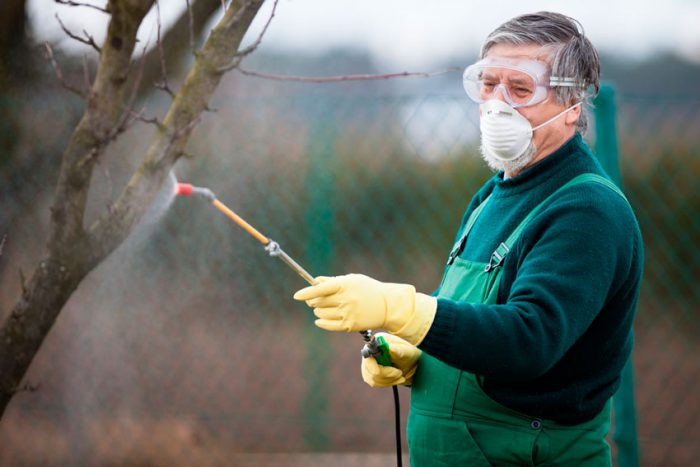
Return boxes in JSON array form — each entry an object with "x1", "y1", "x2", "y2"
[{"x1": 174, "y1": 183, "x2": 391, "y2": 364}]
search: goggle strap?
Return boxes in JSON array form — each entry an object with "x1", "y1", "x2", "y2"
[{"x1": 549, "y1": 76, "x2": 582, "y2": 87}]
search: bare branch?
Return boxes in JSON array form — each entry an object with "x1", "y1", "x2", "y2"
[
  {"x1": 82, "y1": 54, "x2": 92, "y2": 94},
  {"x1": 135, "y1": 0, "x2": 222, "y2": 99},
  {"x1": 235, "y1": 67, "x2": 462, "y2": 83},
  {"x1": 129, "y1": 109, "x2": 164, "y2": 129},
  {"x1": 102, "y1": 44, "x2": 151, "y2": 145},
  {"x1": 186, "y1": 0, "x2": 195, "y2": 53},
  {"x1": 89, "y1": 0, "x2": 265, "y2": 255},
  {"x1": 55, "y1": 14, "x2": 101, "y2": 53},
  {"x1": 234, "y1": 0, "x2": 277, "y2": 58},
  {"x1": 153, "y1": 1, "x2": 175, "y2": 97},
  {"x1": 82, "y1": 54, "x2": 101, "y2": 139},
  {"x1": 0, "y1": 235, "x2": 5, "y2": 258},
  {"x1": 55, "y1": 0, "x2": 109, "y2": 13},
  {"x1": 42, "y1": 43, "x2": 86, "y2": 98},
  {"x1": 217, "y1": 0, "x2": 277, "y2": 72},
  {"x1": 122, "y1": 46, "x2": 149, "y2": 125}
]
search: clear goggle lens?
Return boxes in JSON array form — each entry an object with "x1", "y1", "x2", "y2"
[{"x1": 462, "y1": 57, "x2": 579, "y2": 108}]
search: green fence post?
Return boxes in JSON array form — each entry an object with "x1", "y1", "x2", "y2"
[
  {"x1": 301, "y1": 105, "x2": 336, "y2": 450},
  {"x1": 593, "y1": 83, "x2": 640, "y2": 467}
]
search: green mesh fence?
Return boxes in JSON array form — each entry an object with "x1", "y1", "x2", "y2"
[{"x1": 0, "y1": 86, "x2": 698, "y2": 466}]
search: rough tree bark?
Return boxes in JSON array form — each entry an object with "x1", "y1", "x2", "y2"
[{"x1": 0, "y1": 0, "x2": 264, "y2": 418}]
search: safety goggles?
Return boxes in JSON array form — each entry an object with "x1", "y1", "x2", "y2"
[{"x1": 462, "y1": 56, "x2": 581, "y2": 108}]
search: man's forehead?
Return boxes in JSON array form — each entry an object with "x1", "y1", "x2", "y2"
[
  {"x1": 485, "y1": 43, "x2": 550, "y2": 62},
  {"x1": 480, "y1": 69, "x2": 532, "y2": 82},
  {"x1": 473, "y1": 55, "x2": 550, "y2": 81}
]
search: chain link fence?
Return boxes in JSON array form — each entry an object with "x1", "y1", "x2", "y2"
[
  {"x1": 614, "y1": 96, "x2": 700, "y2": 466},
  {"x1": 0, "y1": 84, "x2": 698, "y2": 465}
]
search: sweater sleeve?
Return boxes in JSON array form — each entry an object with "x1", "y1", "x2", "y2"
[{"x1": 419, "y1": 185, "x2": 639, "y2": 381}]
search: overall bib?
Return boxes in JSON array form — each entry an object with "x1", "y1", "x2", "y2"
[{"x1": 408, "y1": 174, "x2": 624, "y2": 466}]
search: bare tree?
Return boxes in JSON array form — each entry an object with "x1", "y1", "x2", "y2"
[{"x1": 0, "y1": 0, "x2": 265, "y2": 418}]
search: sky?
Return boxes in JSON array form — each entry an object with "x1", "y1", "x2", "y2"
[{"x1": 28, "y1": 0, "x2": 700, "y2": 69}]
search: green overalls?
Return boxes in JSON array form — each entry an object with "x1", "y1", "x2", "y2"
[{"x1": 408, "y1": 174, "x2": 624, "y2": 466}]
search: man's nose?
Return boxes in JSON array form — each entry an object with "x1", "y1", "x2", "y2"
[{"x1": 492, "y1": 84, "x2": 509, "y2": 102}]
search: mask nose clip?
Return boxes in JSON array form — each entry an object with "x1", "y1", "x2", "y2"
[{"x1": 487, "y1": 107, "x2": 514, "y2": 117}]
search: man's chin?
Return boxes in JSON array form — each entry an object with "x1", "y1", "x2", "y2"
[{"x1": 479, "y1": 143, "x2": 536, "y2": 176}]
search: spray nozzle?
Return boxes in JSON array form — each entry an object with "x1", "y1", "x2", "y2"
[{"x1": 175, "y1": 183, "x2": 215, "y2": 201}]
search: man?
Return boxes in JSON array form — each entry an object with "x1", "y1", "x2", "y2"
[{"x1": 294, "y1": 11, "x2": 643, "y2": 466}]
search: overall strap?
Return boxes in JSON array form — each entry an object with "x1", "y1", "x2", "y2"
[
  {"x1": 485, "y1": 173, "x2": 628, "y2": 271},
  {"x1": 447, "y1": 194, "x2": 492, "y2": 264}
]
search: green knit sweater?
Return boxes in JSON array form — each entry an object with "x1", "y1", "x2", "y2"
[{"x1": 419, "y1": 133, "x2": 644, "y2": 425}]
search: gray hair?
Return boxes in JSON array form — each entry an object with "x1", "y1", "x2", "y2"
[{"x1": 481, "y1": 12, "x2": 600, "y2": 133}]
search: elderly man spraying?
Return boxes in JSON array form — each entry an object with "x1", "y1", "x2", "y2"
[{"x1": 295, "y1": 11, "x2": 643, "y2": 466}]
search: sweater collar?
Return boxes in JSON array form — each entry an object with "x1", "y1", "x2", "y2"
[{"x1": 491, "y1": 133, "x2": 583, "y2": 197}]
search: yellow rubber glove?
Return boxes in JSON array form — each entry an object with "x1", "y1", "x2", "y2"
[
  {"x1": 361, "y1": 333, "x2": 422, "y2": 387},
  {"x1": 293, "y1": 274, "x2": 437, "y2": 345}
]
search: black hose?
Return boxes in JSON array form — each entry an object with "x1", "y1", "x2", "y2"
[{"x1": 393, "y1": 385, "x2": 402, "y2": 467}]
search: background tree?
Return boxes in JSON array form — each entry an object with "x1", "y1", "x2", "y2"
[{"x1": 0, "y1": 0, "x2": 30, "y2": 200}]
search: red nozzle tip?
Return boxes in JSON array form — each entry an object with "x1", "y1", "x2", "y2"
[{"x1": 175, "y1": 183, "x2": 194, "y2": 196}]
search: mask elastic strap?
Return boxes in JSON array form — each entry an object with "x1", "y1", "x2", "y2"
[{"x1": 532, "y1": 102, "x2": 582, "y2": 131}]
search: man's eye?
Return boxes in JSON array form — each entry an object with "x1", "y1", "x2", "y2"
[
  {"x1": 511, "y1": 87, "x2": 532, "y2": 97},
  {"x1": 482, "y1": 81, "x2": 497, "y2": 91}
]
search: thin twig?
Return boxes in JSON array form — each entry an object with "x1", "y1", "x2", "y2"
[
  {"x1": 231, "y1": 0, "x2": 278, "y2": 59},
  {"x1": 129, "y1": 109, "x2": 165, "y2": 130},
  {"x1": 55, "y1": 0, "x2": 109, "y2": 13},
  {"x1": 217, "y1": 0, "x2": 277, "y2": 72},
  {"x1": 82, "y1": 54, "x2": 92, "y2": 94},
  {"x1": 154, "y1": 1, "x2": 175, "y2": 97},
  {"x1": 186, "y1": 0, "x2": 195, "y2": 53},
  {"x1": 236, "y1": 67, "x2": 462, "y2": 83},
  {"x1": 122, "y1": 45, "x2": 149, "y2": 126},
  {"x1": 42, "y1": 43, "x2": 86, "y2": 97},
  {"x1": 55, "y1": 13, "x2": 101, "y2": 53}
]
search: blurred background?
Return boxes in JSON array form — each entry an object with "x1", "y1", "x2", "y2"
[{"x1": 0, "y1": 0, "x2": 698, "y2": 465}]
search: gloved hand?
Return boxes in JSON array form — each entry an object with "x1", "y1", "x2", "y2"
[
  {"x1": 293, "y1": 274, "x2": 437, "y2": 345},
  {"x1": 361, "y1": 333, "x2": 422, "y2": 387}
]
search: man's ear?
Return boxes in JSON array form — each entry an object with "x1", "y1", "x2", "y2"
[{"x1": 565, "y1": 104, "x2": 582, "y2": 126}]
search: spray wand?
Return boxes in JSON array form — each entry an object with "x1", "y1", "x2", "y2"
[{"x1": 174, "y1": 182, "x2": 391, "y2": 364}]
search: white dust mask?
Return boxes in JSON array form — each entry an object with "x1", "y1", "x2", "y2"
[{"x1": 480, "y1": 99, "x2": 582, "y2": 162}]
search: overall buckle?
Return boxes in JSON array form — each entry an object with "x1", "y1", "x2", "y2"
[{"x1": 485, "y1": 242, "x2": 510, "y2": 272}]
